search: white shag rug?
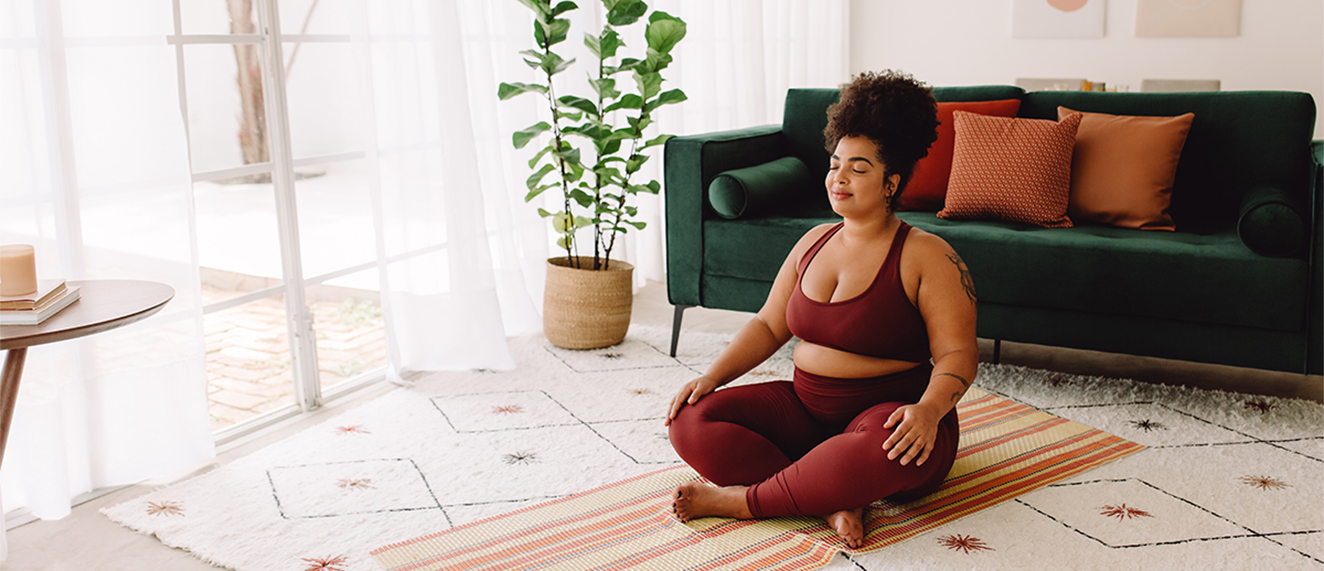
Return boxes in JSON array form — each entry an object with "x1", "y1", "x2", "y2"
[{"x1": 104, "y1": 326, "x2": 1324, "y2": 570}]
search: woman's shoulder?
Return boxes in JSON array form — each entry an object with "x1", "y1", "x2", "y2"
[
  {"x1": 902, "y1": 225, "x2": 961, "y2": 264},
  {"x1": 783, "y1": 222, "x2": 840, "y2": 268}
]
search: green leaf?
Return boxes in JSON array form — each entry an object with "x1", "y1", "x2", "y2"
[
  {"x1": 554, "y1": 146, "x2": 582, "y2": 168},
  {"x1": 626, "y1": 154, "x2": 649, "y2": 173},
  {"x1": 626, "y1": 220, "x2": 647, "y2": 230},
  {"x1": 653, "y1": 88, "x2": 686, "y2": 107},
  {"x1": 556, "y1": 110, "x2": 583, "y2": 122},
  {"x1": 556, "y1": 235, "x2": 571, "y2": 249},
  {"x1": 534, "y1": 17, "x2": 572, "y2": 48},
  {"x1": 632, "y1": 70, "x2": 662, "y2": 100},
  {"x1": 569, "y1": 188, "x2": 594, "y2": 208},
  {"x1": 525, "y1": 183, "x2": 556, "y2": 202},
  {"x1": 537, "y1": 208, "x2": 554, "y2": 218},
  {"x1": 558, "y1": 95, "x2": 598, "y2": 116},
  {"x1": 526, "y1": 162, "x2": 556, "y2": 190},
  {"x1": 627, "y1": 115, "x2": 653, "y2": 132},
  {"x1": 512, "y1": 122, "x2": 551, "y2": 149},
  {"x1": 573, "y1": 215, "x2": 594, "y2": 228},
  {"x1": 527, "y1": 145, "x2": 554, "y2": 169},
  {"x1": 535, "y1": 51, "x2": 574, "y2": 75},
  {"x1": 645, "y1": 12, "x2": 686, "y2": 54},
  {"x1": 642, "y1": 47, "x2": 671, "y2": 73},
  {"x1": 607, "y1": 0, "x2": 646, "y2": 26},
  {"x1": 603, "y1": 94, "x2": 643, "y2": 113},
  {"x1": 599, "y1": 29, "x2": 622, "y2": 59},
  {"x1": 600, "y1": 137, "x2": 623, "y2": 156},
  {"x1": 549, "y1": 0, "x2": 577, "y2": 17},
  {"x1": 589, "y1": 78, "x2": 620, "y2": 100},
  {"x1": 497, "y1": 82, "x2": 548, "y2": 100},
  {"x1": 552, "y1": 212, "x2": 574, "y2": 233},
  {"x1": 583, "y1": 33, "x2": 601, "y2": 58},
  {"x1": 642, "y1": 134, "x2": 673, "y2": 149},
  {"x1": 610, "y1": 58, "x2": 643, "y2": 75}
]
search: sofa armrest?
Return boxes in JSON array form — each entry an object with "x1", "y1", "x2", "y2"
[
  {"x1": 663, "y1": 125, "x2": 790, "y2": 307},
  {"x1": 1310, "y1": 140, "x2": 1323, "y2": 373}
]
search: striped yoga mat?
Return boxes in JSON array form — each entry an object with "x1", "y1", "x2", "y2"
[{"x1": 372, "y1": 387, "x2": 1143, "y2": 570}]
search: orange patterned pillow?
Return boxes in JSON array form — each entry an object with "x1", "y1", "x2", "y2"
[{"x1": 938, "y1": 111, "x2": 1082, "y2": 228}]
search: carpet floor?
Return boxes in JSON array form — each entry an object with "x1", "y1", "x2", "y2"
[{"x1": 104, "y1": 326, "x2": 1324, "y2": 570}]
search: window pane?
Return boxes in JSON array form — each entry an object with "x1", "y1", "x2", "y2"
[
  {"x1": 180, "y1": 0, "x2": 257, "y2": 36},
  {"x1": 296, "y1": 159, "x2": 375, "y2": 280},
  {"x1": 204, "y1": 296, "x2": 295, "y2": 431},
  {"x1": 281, "y1": 0, "x2": 354, "y2": 35},
  {"x1": 308, "y1": 270, "x2": 384, "y2": 393},
  {"x1": 183, "y1": 43, "x2": 270, "y2": 174},
  {"x1": 194, "y1": 178, "x2": 284, "y2": 304},
  {"x1": 284, "y1": 42, "x2": 365, "y2": 159}
]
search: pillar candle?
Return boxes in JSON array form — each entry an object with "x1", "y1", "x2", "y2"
[{"x1": 0, "y1": 244, "x2": 38, "y2": 296}]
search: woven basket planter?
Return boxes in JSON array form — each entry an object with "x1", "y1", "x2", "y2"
[{"x1": 543, "y1": 257, "x2": 634, "y2": 349}]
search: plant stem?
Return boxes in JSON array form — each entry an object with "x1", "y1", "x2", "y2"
[
  {"x1": 602, "y1": 99, "x2": 649, "y2": 267},
  {"x1": 538, "y1": 13, "x2": 576, "y2": 268}
]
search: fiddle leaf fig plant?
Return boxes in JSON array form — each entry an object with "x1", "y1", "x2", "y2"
[{"x1": 500, "y1": 0, "x2": 686, "y2": 270}]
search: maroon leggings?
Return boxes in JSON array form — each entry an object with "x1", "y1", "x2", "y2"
[{"x1": 668, "y1": 364, "x2": 959, "y2": 518}]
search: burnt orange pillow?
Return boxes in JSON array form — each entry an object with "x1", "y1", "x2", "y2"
[
  {"x1": 900, "y1": 99, "x2": 1022, "y2": 211},
  {"x1": 1057, "y1": 107, "x2": 1194, "y2": 231},
  {"x1": 938, "y1": 111, "x2": 1082, "y2": 228}
]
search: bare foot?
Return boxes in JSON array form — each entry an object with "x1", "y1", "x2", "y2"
[
  {"x1": 822, "y1": 507, "x2": 866, "y2": 549},
  {"x1": 671, "y1": 481, "x2": 753, "y2": 522}
]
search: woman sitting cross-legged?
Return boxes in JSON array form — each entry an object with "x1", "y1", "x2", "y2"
[{"x1": 664, "y1": 70, "x2": 979, "y2": 549}]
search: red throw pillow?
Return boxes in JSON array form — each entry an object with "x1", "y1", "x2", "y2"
[
  {"x1": 900, "y1": 99, "x2": 1022, "y2": 211},
  {"x1": 1058, "y1": 106, "x2": 1193, "y2": 231},
  {"x1": 938, "y1": 111, "x2": 1082, "y2": 228}
]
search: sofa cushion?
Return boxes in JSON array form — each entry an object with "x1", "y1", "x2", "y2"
[
  {"x1": 901, "y1": 99, "x2": 1022, "y2": 212},
  {"x1": 702, "y1": 217, "x2": 838, "y2": 285},
  {"x1": 708, "y1": 156, "x2": 814, "y2": 219},
  {"x1": 1057, "y1": 107, "x2": 1193, "y2": 231},
  {"x1": 899, "y1": 212, "x2": 1308, "y2": 333},
  {"x1": 939, "y1": 111, "x2": 1082, "y2": 228}
]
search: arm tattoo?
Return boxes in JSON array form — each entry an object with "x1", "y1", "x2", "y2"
[
  {"x1": 935, "y1": 372, "x2": 971, "y2": 389},
  {"x1": 949, "y1": 391, "x2": 964, "y2": 406},
  {"x1": 946, "y1": 252, "x2": 977, "y2": 305}
]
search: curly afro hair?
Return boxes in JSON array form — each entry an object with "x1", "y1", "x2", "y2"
[{"x1": 824, "y1": 70, "x2": 939, "y2": 211}]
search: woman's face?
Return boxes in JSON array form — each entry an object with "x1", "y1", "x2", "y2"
[{"x1": 825, "y1": 135, "x2": 900, "y2": 218}]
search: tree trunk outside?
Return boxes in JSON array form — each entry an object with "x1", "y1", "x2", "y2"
[{"x1": 227, "y1": 0, "x2": 269, "y2": 170}]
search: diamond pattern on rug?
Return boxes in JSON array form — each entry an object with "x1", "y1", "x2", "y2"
[
  {"x1": 541, "y1": 367, "x2": 682, "y2": 423},
  {"x1": 543, "y1": 338, "x2": 677, "y2": 372},
  {"x1": 430, "y1": 390, "x2": 579, "y2": 432},
  {"x1": 1019, "y1": 479, "x2": 1247, "y2": 547},
  {"x1": 588, "y1": 419, "x2": 683, "y2": 465},
  {"x1": 268, "y1": 458, "x2": 440, "y2": 519},
  {"x1": 1045, "y1": 402, "x2": 1256, "y2": 447}
]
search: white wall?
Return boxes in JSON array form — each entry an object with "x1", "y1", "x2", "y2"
[{"x1": 849, "y1": 0, "x2": 1324, "y2": 138}]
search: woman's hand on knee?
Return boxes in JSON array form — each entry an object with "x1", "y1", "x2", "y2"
[
  {"x1": 881, "y1": 403, "x2": 941, "y2": 466},
  {"x1": 665, "y1": 377, "x2": 720, "y2": 426}
]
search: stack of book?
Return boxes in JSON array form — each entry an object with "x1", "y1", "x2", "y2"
[{"x1": 0, "y1": 280, "x2": 81, "y2": 325}]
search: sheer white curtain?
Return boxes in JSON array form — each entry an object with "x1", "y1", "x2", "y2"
[{"x1": 0, "y1": 0, "x2": 213, "y2": 543}]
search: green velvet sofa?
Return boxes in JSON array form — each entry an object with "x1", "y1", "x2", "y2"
[{"x1": 663, "y1": 85, "x2": 1322, "y2": 375}]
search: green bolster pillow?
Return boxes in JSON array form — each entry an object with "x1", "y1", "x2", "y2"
[
  {"x1": 1237, "y1": 186, "x2": 1307, "y2": 257},
  {"x1": 708, "y1": 156, "x2": 812, "y2": 219}
]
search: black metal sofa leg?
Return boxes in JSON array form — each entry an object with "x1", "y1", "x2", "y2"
[
  {"x1": 670, "y1": 305, "x2": 691, "y2": 357},
  {"x1": 992, "y1": 339, "x2": 1001, "y2": 364}
]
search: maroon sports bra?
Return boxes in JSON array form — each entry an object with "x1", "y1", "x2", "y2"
[{"x1": 786, "y1": 222, "x2": 931, "y2": 363}]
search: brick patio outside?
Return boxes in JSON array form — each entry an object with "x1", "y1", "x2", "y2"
[{"x1": 202, "y1": 285, "x2": 386, "y2": 431}]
